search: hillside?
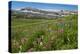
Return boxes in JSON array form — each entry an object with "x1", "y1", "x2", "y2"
[{"x1": 11, "y1": 13, "x2": 78, "y2": 52}]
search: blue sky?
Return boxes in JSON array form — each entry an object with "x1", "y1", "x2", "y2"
[{"x1": 10, "y1": 1, "x2": 78, "y2": 11}]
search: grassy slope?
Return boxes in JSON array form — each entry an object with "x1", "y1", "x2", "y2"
[{"x1": 11, "y1": 14, "x2": 78, "y2": 52}]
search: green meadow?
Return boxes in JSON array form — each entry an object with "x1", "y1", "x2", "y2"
[{"x1": 11, "y1": 14, "x2": 78, "y2": 52}]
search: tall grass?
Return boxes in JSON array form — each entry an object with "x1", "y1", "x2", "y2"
[{"x1": 11, "y1": 14, "x2": 78, "y2": 52}]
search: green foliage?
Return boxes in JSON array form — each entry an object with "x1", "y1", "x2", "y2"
[{"x1": 11, "y1": 14, "x2": 78, "y2": 52}]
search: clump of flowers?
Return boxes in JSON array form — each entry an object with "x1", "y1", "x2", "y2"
[
  {"x1": 58, "y1": 29, "x2": 64, "y2": 33},
  {"x1": 55, "y1": 28, "x2": 64, "y2": 34}
]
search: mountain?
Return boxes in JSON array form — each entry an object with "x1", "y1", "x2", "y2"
[{"x1": 11, "y1": 7, "x2": 77, "y2": 19}]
